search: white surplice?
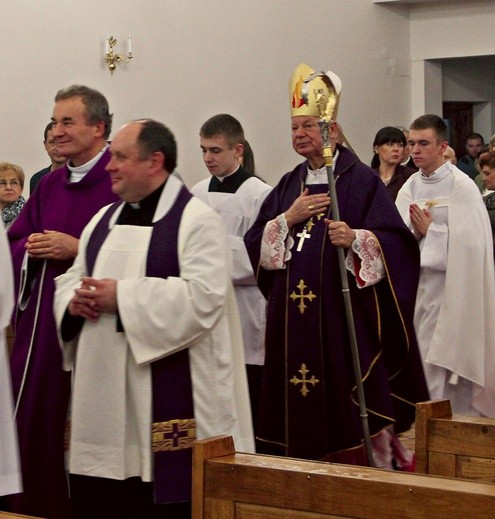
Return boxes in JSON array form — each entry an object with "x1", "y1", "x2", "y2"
[
  {"x1": 396, "y1": 163, "x2": 495, "y2": 416},
  {"x1": 191, "y1": 176, "x2": 271, "y2": 365},
  {"x1": 0, "y1": 224, "x2": 22, "y2": 496},
  {"x1": 54, "y1": 175, "x2": 254, "y2": 482}
]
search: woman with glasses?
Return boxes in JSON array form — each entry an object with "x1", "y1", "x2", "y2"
[
  {"x1": 371, "y1": 126, "x2": 416, "y2": 201},
  {"x1": 0, "y1": 163, "x2": 25, "y2": 229}
]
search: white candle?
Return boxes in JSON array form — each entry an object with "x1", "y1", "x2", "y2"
[
  {"x1": 105, "y1": 34, "x2": 110, "y2": 54},
  {"x1": 128, "y1": 33, "x2": 132, "y2": 54}
]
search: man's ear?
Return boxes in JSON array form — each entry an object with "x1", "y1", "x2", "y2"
[
  {"x1": 94, "y1": 120, "x2": 106, "y2": 139},
  {"x1": 234, "y1": 142, "x2": 244, "y2": 159},
  {"x1": 150, "y1": 151, "x2": 165, "y2": 172},
  {"x1": 329, "y1": 121, "x2": 339, "y2": 140}
]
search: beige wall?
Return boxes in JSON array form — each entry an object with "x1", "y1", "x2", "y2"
[
  {"x1": 1, "y1": 0, "x2": 493, "y2": 191},
  {"x1": 410, "y1": 0, "x2": 495, "y2": 61},
  {"x1": 0, "y1": 0, "x2": 414, "y2": 189}
]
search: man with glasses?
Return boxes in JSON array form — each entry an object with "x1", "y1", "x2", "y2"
[
  {"x1": 7, "y1": 85, "x2": 118, "y2": 519},
  {"x1": 245, "y1": 63, "x2": 428, "y2": 469}
]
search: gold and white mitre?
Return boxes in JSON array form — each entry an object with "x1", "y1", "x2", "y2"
[{"x1": 289, "y1": 63, "x2": 342, "y2": 121}]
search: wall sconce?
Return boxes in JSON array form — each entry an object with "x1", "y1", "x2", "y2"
[{"x1": 105, "y1": 34, "x2": 133, "y2": 75}]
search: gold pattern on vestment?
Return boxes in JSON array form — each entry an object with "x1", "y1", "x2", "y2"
[
  {"x1": 290, "y1": 363, "x2": 320, "y2": 397},
  {"x1": 289, "y1": 279, "x2": 316, "y2": 314},
  {"x1": 364, "y1": 232, "x2": 414, "y2": 418},
  {"x1": 152, "y1": 418, "x2": 196, "y2": 452},
  {"x1": 425, "y1": 199, "x2": 438, "y2": 209},
  {"x1": 305, "y1": 213, "x2": 325, "y2": 235}
]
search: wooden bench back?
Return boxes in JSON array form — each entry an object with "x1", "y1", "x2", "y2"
[
  {"x1": 415, "y1": 399, "x2": 495, "y2": 482},
  {"x1": 0, "y1": 513, "x2": 44, "y2": 519},
  {"x1": 192, "y1": 435, "x2": 495, "y2": 518}
]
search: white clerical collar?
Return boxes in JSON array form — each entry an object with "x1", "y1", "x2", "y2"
[
  {"x1": 68, "y1": 144, "x2": 109, "y2": 183},
  {"x1": 420, "y1": 161, "x2": 450, "y2": 181},
  {"x1": 306, "y1": 149, "x2": 340, "y2": 185},
  {"x1": 216, "y1": 165, "x2": 240, "y2": 182}
]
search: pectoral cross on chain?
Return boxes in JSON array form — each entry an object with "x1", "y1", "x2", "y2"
[{"x1": 296, "y1": 227, "x2": 311, "y2": 251}]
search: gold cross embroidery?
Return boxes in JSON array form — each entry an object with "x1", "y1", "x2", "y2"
[
  {"x1": 289, "y1": 279, "x2": 316, "y2": 314},
  {"x1": 290, "y1": 363, "x2": 320, "y2": 397},
  {"x1": 425, "y1": 199, "x2": 438, "y2": 209},
  {"x1": 152, "y1": 418, "x2": 196, "y2": 452}
]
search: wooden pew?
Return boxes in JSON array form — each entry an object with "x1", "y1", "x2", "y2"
[
  {"x1": 192, "y1": 435, "x2": 495, "y2": 518},
  {"x1": 0, "y1": 513, "x2": 43, "y2": 519},
  {"x1": 415, "y1": 399, "x2": 495, "y2": 482}
]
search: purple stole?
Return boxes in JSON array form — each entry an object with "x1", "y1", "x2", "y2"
[
  {"x1": 285, "y1": 184, "x2": 334, "y2": 456},
  {"x1": 86, "y1": 187, "x2": 195, "y2": 503}
]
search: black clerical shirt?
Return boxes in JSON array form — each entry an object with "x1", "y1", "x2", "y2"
[
  {"x1": 208, "y1": 166, "x2": 251, "y2": 193},
  {"x1": 117, "y1": 181, "x2": 166, "y2": 226}
]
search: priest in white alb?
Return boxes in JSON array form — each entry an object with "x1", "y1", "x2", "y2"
[
  {"x1": 0, "y1": 223, "x2": 22, "y2": 499},
  {"x1": 54, "y1": 119, "x2": 254, "y2": 518}
]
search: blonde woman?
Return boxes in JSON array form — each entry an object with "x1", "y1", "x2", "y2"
[{"x1": 0, "y1": 163, "x2": 25, "y2": 229}]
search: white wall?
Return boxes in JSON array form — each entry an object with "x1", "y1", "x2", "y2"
[
  {"x1": 410, "y1": 0, "x2": 495, "y2": 61},
  {"x1": 0, "y1": 0, "x2": 414, "y2": 191},
  {"x1": 409, "y1": 0, "x2": 495, "y2": 118}
]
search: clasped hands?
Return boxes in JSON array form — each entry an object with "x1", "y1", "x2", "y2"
[
  {"x1": 68, "y1": 276, "x2": 118, "y2": 322},
  {"x1": 409, "y1": 203, "x2": 432, "y2": 240},
  {"x1": 284, "y1": 188, "x2": 356, "y2": 248},
  {"x1": 26, "y1": 230, "x2": 79, "y2": 260}
]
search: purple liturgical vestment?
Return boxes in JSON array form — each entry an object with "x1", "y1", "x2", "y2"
[
  {"x1": 84, "y1": 186, "x2": 195, "y2": 504},
  {"x1": 7, "y1": 149, "x2": 118, "y2": 519},
  {"x1": 244, "y1": 145, "x2": 429, "y2": 462}
]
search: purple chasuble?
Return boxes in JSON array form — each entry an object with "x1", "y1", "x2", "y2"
[
  {"x1": 244, "y1": 145, "x2": 429, "y2": 462},
  {"x1": 85, "y1": 186, "x2": 194, "y2": 504},
  {"x1": 7, "y1": 149, "x2": 118, "y2": 519}
]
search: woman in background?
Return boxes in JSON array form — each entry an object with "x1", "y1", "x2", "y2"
[
  {"x1": 371, "y1": 126, "x2": 415, "y2": 201},
  {"x1": 240, "y1": 139, "x2": 256, "y2": 176},
  {"x1": 240, "y1": 139, "x2": 268, "y2": 184},
  {"x1": 0, "y1": 163, "x2": 25, "y2": 229},
  {"x1": 479, "y1": 152, "x2": 495, "y2": 258}
]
